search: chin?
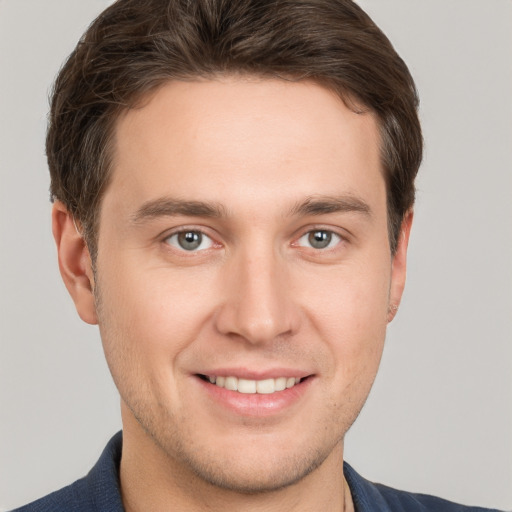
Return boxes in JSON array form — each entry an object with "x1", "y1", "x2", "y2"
[{"x1": 171, "y1": 442, "x2": 335, "y2": 494}]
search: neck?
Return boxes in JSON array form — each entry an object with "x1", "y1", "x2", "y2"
[{"x1": 120, "y1": 414, "x2": 350, "y2": 512}]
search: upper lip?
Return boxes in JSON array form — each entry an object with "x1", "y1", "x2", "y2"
[{"x1": 195, "y1": 368, "x2": 313, "y2": 380}]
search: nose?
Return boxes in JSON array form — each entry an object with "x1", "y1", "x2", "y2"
[{"x1": 214, "y1": 246, "x2": 301, "y2": 345}]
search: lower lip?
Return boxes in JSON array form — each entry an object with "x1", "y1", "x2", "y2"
[{"x1": 194, "y1": 376, "x2": 313, "y2": 417}]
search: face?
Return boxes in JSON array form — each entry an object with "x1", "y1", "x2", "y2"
[{"x1": 59, "y1": 77, "x2": 410, "y2": 494}]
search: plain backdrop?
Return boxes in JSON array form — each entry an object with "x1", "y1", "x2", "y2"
[{"x1": 1, "y1": 0, "x2": 511, "y2": 510}]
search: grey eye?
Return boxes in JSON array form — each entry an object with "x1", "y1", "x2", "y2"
[
  {"x1": 165, "y1": 231, "x2": 214, "y2": 251},
  {"x1": 308, "y1": 230, "x2": 332, "y2": 249},
  {"x1": 178, "y1": 231, "x2": 202, "y2": 250}
]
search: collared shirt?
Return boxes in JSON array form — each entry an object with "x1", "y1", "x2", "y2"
[{"x1": 11, "y1": 432, "x2": 504, "y2": 512}]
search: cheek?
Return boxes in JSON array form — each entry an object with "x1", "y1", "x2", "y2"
[
  {"x1": 298, "y1": 256, "x2": 391, "y2": 375},
  {"x1": 95, "y1": 260, "x2": 219, "y2": 365}
]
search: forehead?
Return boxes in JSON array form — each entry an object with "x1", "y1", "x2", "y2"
[{"x1": 107, "y1": 77, "x2": 384, "y2": 219}]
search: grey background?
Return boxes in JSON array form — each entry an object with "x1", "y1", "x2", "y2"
[{"x1": 1, "y1": 0, "x2": 511, "y2": 510}]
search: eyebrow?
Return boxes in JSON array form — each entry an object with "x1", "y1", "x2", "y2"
[
  {"x1": 130, "y1": 198, "x2": 227, "y2": 224},
  {"x1": 288, "y1": 195, "x2": 372, "y2": 218},
  {"x1": 130, "y1": 194, "x2": 371, "y2": 225}
]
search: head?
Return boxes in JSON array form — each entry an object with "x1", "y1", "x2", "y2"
[{"x1": 49, "y1": 0, "x2": 422, "y2": 503}]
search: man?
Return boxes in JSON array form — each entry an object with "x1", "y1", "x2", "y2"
[{"x1": 9, "y1": 0, "x2": 506, "y2": 511}]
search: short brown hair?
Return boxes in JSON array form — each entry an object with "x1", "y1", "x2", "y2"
[{"x1": 47, "y1": 0, "x2": 422, "y2": 258}]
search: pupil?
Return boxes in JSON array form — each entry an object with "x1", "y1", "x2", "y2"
[
  {"x1": 309, "y1": 230, "x2": 331, "y2": 249},
  {"x1": 178, "y1": 231, "x2": 201, "y2": 250}
]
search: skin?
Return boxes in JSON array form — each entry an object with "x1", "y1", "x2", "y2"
[{"x1": 53, "y1": 77, "x2": 412, "y2": 512}]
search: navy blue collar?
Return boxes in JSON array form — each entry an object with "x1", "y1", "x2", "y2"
[{"x1": 85, "y1": 431, "x2": 125, "y2": 511}]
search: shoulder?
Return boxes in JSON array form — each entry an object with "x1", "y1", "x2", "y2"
[
  {"x1": 10, "y1": 477, "x2": 93, "y2": 512},
  {"x1": 9, "y1": 432, "x2": 124, "y2": 512},
  {"x1": 343, "y1": 462, "x2": 504, "y2": 512},
  {"x1": 372, "y1": 482, "x2": 502, "y2": 512}
]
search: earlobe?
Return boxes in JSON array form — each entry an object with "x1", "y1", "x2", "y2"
[
  {"x1": 52, "y1": 201, "x2": 98, "y2": 325},
  {"x1": 387, "y1": 210, "x2": 413, "y2": 323}
]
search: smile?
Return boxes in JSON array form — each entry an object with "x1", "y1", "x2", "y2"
[{"x1": 201, "y1": 375, "x2": 303, "y2": 394}]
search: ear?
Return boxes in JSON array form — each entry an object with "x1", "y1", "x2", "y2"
[
  {"x1": 52, "y1": 201, "x2": 98, "y2": 325},
  {"x1": 388, "y1": 210, "x2": 413, "y2": 323}
]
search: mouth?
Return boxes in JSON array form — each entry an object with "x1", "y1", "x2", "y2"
[{"x1": 197, "y1": 374, "x2": 307, "y2": 395}]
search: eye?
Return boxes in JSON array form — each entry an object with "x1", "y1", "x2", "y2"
[
  {"x1": 297, "y1": 229, "x2": 341, "y2": 250},
  {"x1": 164, "y1": 230, "x2": 214, "y2": 252}
]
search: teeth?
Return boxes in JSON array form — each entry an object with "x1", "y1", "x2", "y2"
[
  {"x1": 256, "y1": 378, "x2": 275, "y2": 394},
  {"x1": 206, "y1": 375, "x2": 303, "y2": 394},
  {"x1": 225, "y1": 376, "x2": 238, "y2": 391},
  {"x1": 238, "y1": 378, "x2": 256, "y2": 393},
  {"x1": 275, "y1": 377, "x2": 287, "y2": 391}
]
